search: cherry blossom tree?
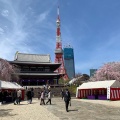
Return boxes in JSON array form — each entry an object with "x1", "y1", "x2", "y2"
[
  {"x1": 11, "y1": 64, "x2": 20, "y2": 82},
  {"x1": 91, "y1": 62, "x2": 120, "y2": 81},
  {"x1": 0, "y1": 58, "x2": 19, "y2": 82}
]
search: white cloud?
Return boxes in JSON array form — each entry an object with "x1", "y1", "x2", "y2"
[
  {"x1": 1, "y1": 9, "x2": 9, "y2": 17},
  {"x1": 0, "y1": 3, "x2": 31, "y2": 60},
  {"x1": 0, "y1": 0, "x2": 56, "y2": 61},
  {"x1": 0, "y1": 27, "x2": 4, "y2": 34},
  {"x1": 37, "y1": 11, "x2": 49, "y2": 23}
]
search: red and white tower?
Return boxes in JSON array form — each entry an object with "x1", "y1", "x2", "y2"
[{"x1": 54, "y1": 7, "x2": 68, "y2": 80}]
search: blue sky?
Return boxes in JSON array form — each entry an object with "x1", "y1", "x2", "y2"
[{"x1": 0, "y1": 0, "x2": 120, "y2": 75}]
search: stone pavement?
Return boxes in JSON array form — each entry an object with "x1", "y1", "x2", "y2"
[
  {"x1": 0, "y1": 99, "x2": 59, "y2": 120},
  {"x1": 0, "y1": 98, "x2": 120, "y2": 120},
  {"x1": 45, "y1": 98, "x2": 120, "y2": 120}
]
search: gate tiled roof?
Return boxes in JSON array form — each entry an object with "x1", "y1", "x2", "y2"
[{"x1": 15, "y1": 52, "x2": 51, "y2": 63}]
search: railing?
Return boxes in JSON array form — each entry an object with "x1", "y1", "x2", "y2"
[
  {"x1": 20, "y1": 71, "x2": 53, "y2": 73},
  {"x1": 23, "y1": 84, "x2": 64, "y2": 89}
]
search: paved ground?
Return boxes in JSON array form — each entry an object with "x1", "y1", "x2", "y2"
[
  {"x1": 0, "y1": 98, "x2": 120, "y2": 120},
  {"x1": 0, "y1": 99, "x2": 59, "y2": 120}
]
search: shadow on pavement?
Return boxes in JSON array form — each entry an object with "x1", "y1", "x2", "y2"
[
  {"x1": 31, "y1": 102, "x2": 38, "y2": 104},
  {"x1": 18, "y1": 104, "x2": 28, "y2": 105},
  {"x1": 44, "y1": 103, "x2": 56, "y2": 105},
  {"x1": 69, "y1": 109, "x2": 78, "y2": 112},
  {"x1": 48, "y1": 104, "x2": 56, "y2": 105},
  {"x1": 0, "y1": 109, "x2": 17, "y2": 117}
]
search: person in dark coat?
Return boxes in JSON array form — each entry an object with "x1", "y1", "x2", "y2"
[
  {"x1": 26, "y1": 89, "x2": 32, "y2": 104},
  {"x1": 46, "y1": 90, "x2": 52, "y2": 105},
  {"x1": 13, "y1": 90, "x2": 17, "y2": 105},
  {"x1": 61, "y1": 89, "x2": 64, "y2": 100},
  {"x1": 31, "y1": 88, "x2": 34, "y2": 103},
  {"x1": 0, "y1": 90, "x2": 3, "y2": 104},
  {"x1": 64, "y1": 89, "x2": 71, "y2": 112},
  {"x1": 3, "y1": 90, "x2": 8, "y2": 103}
]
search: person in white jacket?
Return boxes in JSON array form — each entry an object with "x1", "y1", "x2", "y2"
[
  {"x1": 40, "y1": 90, "x2": 45, "y2": 105},
  {"x1": 46, "y1": 90, "x2": 51, "y2": 105},
  {"x1": 17, "y1": 90, "x2": 21, "y2": 104}
]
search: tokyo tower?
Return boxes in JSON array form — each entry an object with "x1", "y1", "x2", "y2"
[{"x1": 54, "y1": 6, "x2": 68, "y2": 80}]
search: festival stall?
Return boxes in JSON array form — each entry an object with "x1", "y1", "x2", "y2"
[
  {"x1": 76, "y1": 80, "x2": 120, "y2": 101},
  {"x1": 0, "y1": 80, "x2": 25, "y2": 102}
]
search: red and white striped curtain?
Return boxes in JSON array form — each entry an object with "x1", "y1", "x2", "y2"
[{"x1": 110, "y1": 88, "x2": 120, "y2": 100}]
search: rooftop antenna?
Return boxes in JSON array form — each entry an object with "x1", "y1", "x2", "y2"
[{"x1": 57, "y1": 0, "x2": 60, "y2": 21}]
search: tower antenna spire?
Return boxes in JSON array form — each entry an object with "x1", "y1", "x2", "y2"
[
  {"x1": 57, "y1": 5, "x2": 60, "y2": 20},
  {"x1": 57, "y1": 6, "x2": 59, "y2": 15},
  {"x1": 57, "y1": 0, "x2": 60, "y2": 20}
]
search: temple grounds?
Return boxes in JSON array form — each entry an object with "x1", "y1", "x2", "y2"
[{"x1": 0, "y1": 97, "x2": 120, "y2": 120}]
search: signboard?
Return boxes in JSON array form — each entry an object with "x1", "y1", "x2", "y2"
[{"x1": 107, "y1": 86, "x2": 110, "y2": 99}]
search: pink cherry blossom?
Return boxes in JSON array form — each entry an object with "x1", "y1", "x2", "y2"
[
  {"x1": 0, "y1": 58, "x2": 15, "y2": 81},
  {"x1": 91, "y1": 62, "x2": 120, "y2": 81}
]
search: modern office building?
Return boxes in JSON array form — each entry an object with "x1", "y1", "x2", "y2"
[
  {"x1": 63, "y1": 45, "x2": 75, "y2": 79},
  {"x1": 90, "y1": 69, "x2": 97, "y2": 77}
]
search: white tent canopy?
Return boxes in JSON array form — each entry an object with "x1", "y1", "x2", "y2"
[
  {"x1": 78, "y1": 80, "x2": 120, "y2": 89},
  {"x1": 0, "y1": 80, "x2": 24, "y2": 90}
]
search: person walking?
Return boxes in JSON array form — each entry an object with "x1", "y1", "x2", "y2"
[
  {"x1": 3, "y1": 90, "x2": 8, "y2": 103},
  {"x1": 26, "y1": 89, "x2": 32, "y2": 104},
  {"x1": 64, "y1": 89, "x2": 71, "y2": 112},
  {"x1": 0, "y1": 90, "x2": 3, "y2": 104},
  {"x1": 31, "y1": 88, "x2": 34, "y2": 103},
  {"x1": 46, "y1": 90, "x2": 52, "y2": 105},
  {"x1": 40, "y1": 90, "x2": 45, "y2": 105},
  {"x1": 61, "y1": 89, "x2": 64, "y2": 100},
  {"x1": 17, "y1": 89, "x2": 21, "y2": 104},
  {"x1": 38, "y1": 91, "x2": 41, "y2": 100},
  {"x1": 13, "y1": 90, "x2": 17, "y2": 105}
]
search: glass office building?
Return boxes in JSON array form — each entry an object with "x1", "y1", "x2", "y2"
[
  {"x1": 63, "y1": 46, "x2": 75, "y2": 79},
  {"x1": 90, "y1": 69, "x2": 97, "y2": 77}
]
